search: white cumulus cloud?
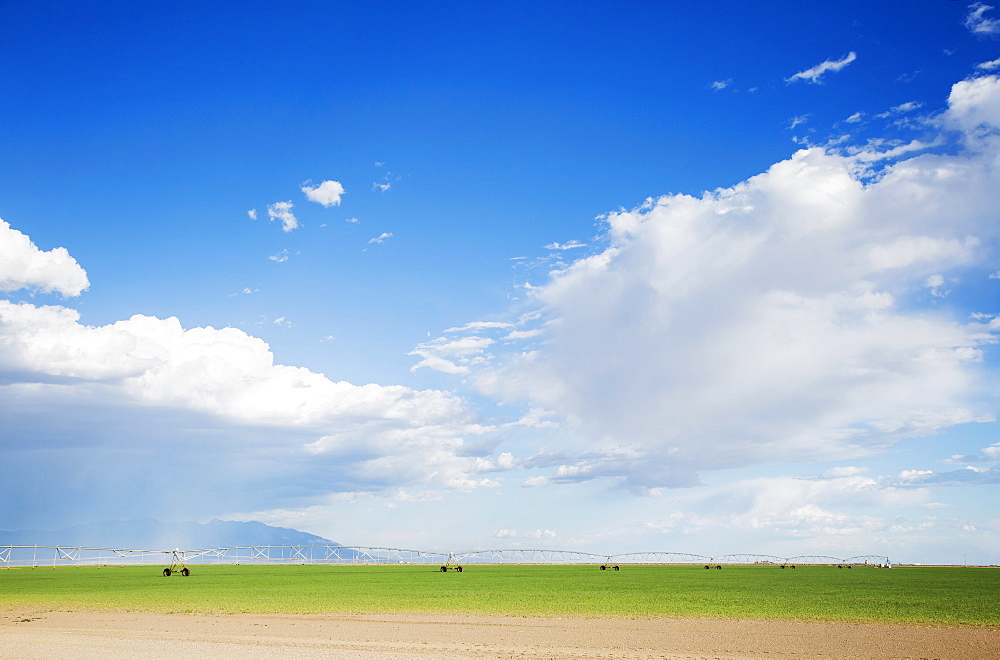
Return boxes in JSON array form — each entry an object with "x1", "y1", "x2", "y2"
[
  {"x1": 455, "y1": 75, "x2": 1000, "y2": 490},
  {"x1": 301, "y1": 180, "x2": 346, "y2": 207},
  {"x1": 0, "y1": 222, "x2": 501, "y2": 525},
  {"x1": 0, "y1": 220, "x2": 89, "y2": 297},
  {"x1": 944, "y1": 74, "x2": 1000, "y2": 133},
  {"x1": 267, "y1": 201, "x2": 298, "y2": 232}
]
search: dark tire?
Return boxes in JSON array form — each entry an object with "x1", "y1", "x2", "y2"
[
  {"x1": 780, "y1": 565, "x2": 786, "y2": 569},
  {"x1": 181, "y1": 568, "x2": 190, "y2": 576},
  {"x1": 704, "y1": 565, "x2": 710, "y2": 569},
  {"x1": 716, "y1": 565, "x2": 722, "y2": 570},
  {"x1": 791, "y1": 565, "x2": 796, "y2": 569},
  {"x1": 455, "y1": 566, "x2": 463, "y2": 573},
  {"x1": 440, "y1": 566, "x2": 448, "y2": 572},
  {"x1": 613, "y1": 565, "x2": 620, "y2": 571},
  {"x1": 163, "y1": 568, "x2": 171, "y2": 577}
]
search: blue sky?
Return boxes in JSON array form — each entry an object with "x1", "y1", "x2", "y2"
[{"x1": 2, "y1": 1, "x2": 1000, "y2": 564}]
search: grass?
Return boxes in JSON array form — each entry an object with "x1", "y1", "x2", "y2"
[{"x1": 1, "y1": 564, "x2": 998, "y2": 626}]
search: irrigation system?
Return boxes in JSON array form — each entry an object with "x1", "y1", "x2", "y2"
[{"x1": 0, "y1": 545, "x2": 890, "y2": 570}]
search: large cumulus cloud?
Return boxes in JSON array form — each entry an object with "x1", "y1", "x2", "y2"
[
  {"x1": 0, "y1": 225, "x2": 493, "y2": 526},
  {"x1": 431, "y1": 76, "x2": 1000, "y2": 489}
]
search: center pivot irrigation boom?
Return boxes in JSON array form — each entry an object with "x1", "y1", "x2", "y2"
[
  {"x1": 162, "y1": 549, "x2": 191, "y2": 576},
  {"x1": 439, "y1": 552, "x2": 463, "y2": 572}
]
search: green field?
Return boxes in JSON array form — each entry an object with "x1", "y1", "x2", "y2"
[{"x1": 2, "y1": 564, "x2": 997, "y2": 626}]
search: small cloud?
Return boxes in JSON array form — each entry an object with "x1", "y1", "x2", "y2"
[
  {"x1": 965, "y1": 2, "x2": 1000, "y2": 35},
  {"x1": 472, "y1": 452, "x2": 519, "y2": 473},
  {"x1": 786, "y1": 52, "x2": 857, "y2": 84},
  {"x1": 844, "y1": 112, "x2": 865, "y2": 123},
  {"x1": 525, "y1": 529, "x2": 557, "y2": 539},
  {"x1": 274, "y1": 316, "x2": 292, "y2": 328},
  {"x1": 372, "y1": 169, "x2": 401, "y2": 193},
  {"x1": 710, "y1": 79, "x2": 732, "y2": 91},
  {"x1": 374, "y1": 161, "x2": 384, "y2": 167},
  {"x1": 977, "y1": 57, "x2": 1000, "y2": 70},
  {"x1": 321, "y1": 335, "x2": 335, "y2": 343},
  {"x1": 268, "y1": 249, "x2": 291, "y2": 263},
  {"x1": 267, "y1": 201, "x2": 298, "y2": 232},
  {"x1": 544, "y1": 240, "x2": 587, "y2": 251},
  {"x1": 503, "y1": 328, "x2": 544, "y2": 341},
  {"x1": 345, "y1": 217, "x2": 360, "y2": 224},
  {"x1": 989, "y1": 271, "x2": 1000, "y2": 279},
  {"x1": 892, "y1": 101, "x2": 924, "y2": 113},
  {"x1": 876, "y1": 101, "x2": 924, "y2": 119},
  {"x1": 788, "y1": 114, "x2": 811, "y2": 129},
  {"x1": 368, "y1": 232, "x2": 392, "y2": 245},
  {"x1": 925, "y1": 274, "x2": 948, "y2": 297},
  {"x1": 247, "y1": 209, "x2": 258, "y2": 220},
  {"x1": 301, "y1": 180, "x2": 346, "y2": 207}
]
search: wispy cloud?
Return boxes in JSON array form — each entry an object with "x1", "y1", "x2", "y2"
[
  {"x1": 786, "y1": 52, "x2": 857, "y2": 84},
  {"x1": 268, "y1": 249, "x2": 291, "y2": 263},
  {"x1": 965, "y1": 2, "x2": 1000, "y2": 35},
  {"x1": 409, "y1": 335, "x2": 495, "y2": 374},
  {"x1": 544, "y1": 240, "x2": 587, "y2": 251},
  {"x1": 875, "y1": 101, "x2": 924, "y2": 118},
  {"x1": 710, "y1": 79, "x2": 732, "y2": 91},
  {"x1": 444, "y1": 321, "x2": 514, "y2": 333},
  {"x1": 372, "y1": 168, "x2": 401, "y2": 193},
  {"x1": 788, "y1": 114, "x2": 811, "y2": 129},
  {"x1": 368, "y1": 232, "x2": 392, "y2": 244}
]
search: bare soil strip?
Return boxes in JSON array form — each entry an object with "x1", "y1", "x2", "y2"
[{"x1": 2, "y1": 610, "x2": 997, "y2": 659}]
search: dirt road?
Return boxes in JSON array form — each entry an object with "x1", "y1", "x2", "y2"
[{"x1": 2, "y1": 610, "x2": 997, "y2": 659}]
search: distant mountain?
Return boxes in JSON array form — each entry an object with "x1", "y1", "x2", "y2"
[{"x1": 0, "y1": 518, "x2": 339, "y2": 550}]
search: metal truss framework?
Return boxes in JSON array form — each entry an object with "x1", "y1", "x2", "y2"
[{"x1": 0, "y1": 545, "x2": 890, "y2": 569}]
